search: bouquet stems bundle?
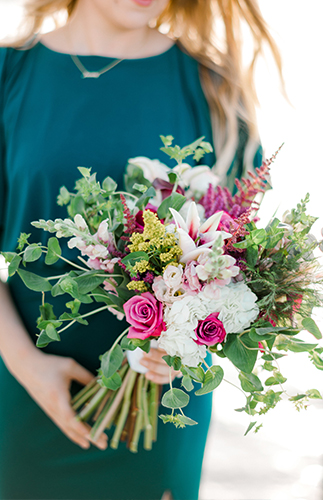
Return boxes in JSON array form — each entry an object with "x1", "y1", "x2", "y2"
[{"x1": 71, "y1": 360, "x2": 160, "y2": 452}]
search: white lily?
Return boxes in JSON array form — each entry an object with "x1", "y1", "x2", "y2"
[{"x1": 169, "y1": 201, "x2": 231, "y2": 263}]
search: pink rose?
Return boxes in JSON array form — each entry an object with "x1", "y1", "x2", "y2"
[
  {"x1": 124, "y1": 292, "x2": 165, "y2": 340},
  {"x1": 194, "y1": 312, "x2": 226, "y2": 346}
]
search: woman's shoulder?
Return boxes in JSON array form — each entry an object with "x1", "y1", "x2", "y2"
[{"x1": 0, "y1": 43, "x2": 38, "y2": 83}]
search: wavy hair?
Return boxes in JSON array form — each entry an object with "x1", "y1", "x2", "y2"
[{"x1": 2, "y1": 0, "x2": 283, "y2": 181}]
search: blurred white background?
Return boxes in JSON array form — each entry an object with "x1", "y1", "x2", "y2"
[{"x1": 0, "y1": 1, "x2": 323, "y2": 499}]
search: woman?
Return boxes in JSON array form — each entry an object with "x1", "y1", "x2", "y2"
[{"x1": 0, "y1": 1, "x2": 281, "y2": 499}]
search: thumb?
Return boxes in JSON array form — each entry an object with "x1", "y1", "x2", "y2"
[{"x1": 69, "y1": 360, "x2": 94, "y2": 386}]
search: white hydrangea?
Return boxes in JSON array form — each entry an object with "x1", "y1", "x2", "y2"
[
  {"x1": 158, "y1": 280, "x2": 259, "y2": 366},
  {"x1": 208, "y1": 281, "x2": 259, "y2": 334}
]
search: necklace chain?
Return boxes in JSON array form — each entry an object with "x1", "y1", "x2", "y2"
[{"x1": 70, "y1": 53, "x2": 124, "y2": 79}]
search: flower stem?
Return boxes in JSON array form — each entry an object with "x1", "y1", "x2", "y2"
[
  {"x1": 71, "y1": 377, "x2": 98, "y2": 406},
  {"x1": 129, "y1": 373, "x2": 144, "y2": 453},
  {"x1": 110, "y1": 369, "x2": 138, "y2": 449},
  {"x1": 77, "y1": 386, "x2": 109, "y2": 421},
  {"x1": 90, "y1": 367, "x2": 132, "y2": 442},
  {"x1": 72, "y1": 383, "x2": 101, "y2": 411},
  {"x1": 143, "y1": 378, "x2": 153, "y2": 451},
  {"x1": 149, "y1": 382, "x2": 159, "y2": 442}
]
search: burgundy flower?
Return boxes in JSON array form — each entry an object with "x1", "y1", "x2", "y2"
[
  {"x1": 194, "y1": 313, "x2": 226, "y2": 346},
  {"x1": 152, "y1": 178, "x2": 185, "y2": 201}
]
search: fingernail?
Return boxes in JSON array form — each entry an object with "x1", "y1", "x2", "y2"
[{"x1": 81, "y1": 442, "x2": 90, "y2": 449}]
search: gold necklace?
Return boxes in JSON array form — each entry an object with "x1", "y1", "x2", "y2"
[{"x1": 70, "y1": 53, "x2": 124, "y2": 79}]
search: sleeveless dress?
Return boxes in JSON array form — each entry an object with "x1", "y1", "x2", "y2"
[{"x1": 0, "y1": 42, "x2": 261, "y2": 500}]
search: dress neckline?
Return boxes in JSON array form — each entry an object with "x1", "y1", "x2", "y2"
[{"x1": 37, "y1": 40, "x2": 178, "y2": 62}]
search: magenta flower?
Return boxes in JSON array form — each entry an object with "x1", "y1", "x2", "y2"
[
  {"x1": 194, "y1": 313, "x2": 226, "y2": 346},
  {"x1": 124, "y1": 292, "x2": 165, "y2": 340}
]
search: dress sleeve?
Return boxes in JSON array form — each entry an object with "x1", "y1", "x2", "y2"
[{"x1": 0, "y1": 47, "x2": 7, "y2": 249}]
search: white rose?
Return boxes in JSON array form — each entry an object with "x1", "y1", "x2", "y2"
[
  {"x1": 181, "y1": 165, "x2": 219, "y2": 198},
  {"x1": 163, "y1": 265, "x2": 183, "y2": 290},
  {"x1": 128, "y1": 157, "x2": 170, "y2": 183}
]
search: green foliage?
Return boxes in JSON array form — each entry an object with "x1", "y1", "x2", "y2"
[
  {"x1": 23, "y1": 243, "x2": 42, "y2": 263},
  {"x1": 195, "y1": 366, "x2": 224, "y2": 395},
  {"x1": 223, "y1": 334, "x2": 258, "y2": 373},
  {"x1": 157, "y1": 192, "x2": 186, "y2": 220},
  {"x1": 45, "y1": 237, "x2": 61, "y2": 265},
  {"x1": 161, "y1": 388, "x2": 190, "y2": 409},
  {"x1": 159, "y1": 413, "x2": 197, "y2": 428},
  {"x1": 160, "y1": 135, "x2": 213, "y2": 164},
  {"x1": 17, "y1": 269, "x2": 52, "y2": 292},
  {"x1": 101, "y1": 372, "x2": 122, "y2": 391},
  {"x1": 162, "y1": 355, "x2": 182, "y2": 371},
  {"x1": 101, "y1": 344, "x2": 124, "y2": 380},
  {"x1": 302, "y1": 318, "x2": 322, "y2": 339},
  {"x1": 17, "y1": 233, "x2": 31, "y2": 251}
]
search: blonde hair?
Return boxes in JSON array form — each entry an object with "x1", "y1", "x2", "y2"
[{"x1": 4, "y1": 0, "x2": 283, "y2": 181}]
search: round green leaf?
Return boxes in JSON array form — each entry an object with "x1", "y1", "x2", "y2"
[
  {"x1": 23, "y1": 244, "x2": 42, "y2": 263},
  {"x1": 161, "y1": 388, "x2": 189, "y2": 409}
]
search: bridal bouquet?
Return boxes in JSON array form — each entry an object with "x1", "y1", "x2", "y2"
[{"x1": 2, "y1": 136, "x2": 323, "y2": 451}]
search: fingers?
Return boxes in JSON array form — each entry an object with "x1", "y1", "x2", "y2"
[
  {"x1": 67, "y1": 359, "x2": 94, "y2": 386},
  {"x1": 57, "y1": 387, "x2": 108, "y2": 450},
  {"x1": 141, "y1": 348, "x2": 180, "y2": 385}
]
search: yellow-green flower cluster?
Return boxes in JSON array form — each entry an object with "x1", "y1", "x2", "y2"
[
  {"x1": 127, "y1": 280, "x2": 148, "y2": 292},
  {"x1": 128, "y1": 210, "x2": 165, "y2": 253},
  {"x1": 127, "y1": 210, "x2": 182, "y2": 274}
]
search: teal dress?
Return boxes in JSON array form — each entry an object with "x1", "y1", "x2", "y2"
[{"x1": 0, "y1": 42, "x2": 260, "y2": 500}]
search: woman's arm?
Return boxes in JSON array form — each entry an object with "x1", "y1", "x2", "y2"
[{"x1": 0, "y1": 281, "x2": 107, "y2": 450}]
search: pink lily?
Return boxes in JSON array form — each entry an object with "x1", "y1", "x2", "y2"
[{"x1": 169, "y1": 202, "x2": 231, "y2": 263}]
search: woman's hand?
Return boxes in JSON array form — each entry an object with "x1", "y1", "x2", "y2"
[
  {"x1": 140, "y1": 347, "x2": 181, "y2": 385},
  {"x1": 10, "y1": 348, "x2": 108, "y2": 450}
]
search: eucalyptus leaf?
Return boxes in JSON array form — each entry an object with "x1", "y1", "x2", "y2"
[
  {"x1": 223, "y1": 334, "x2": 258, "y2": 373},
  {"x1": 101, "y1": 372, "x2": 122, "y2": 391},
  {"x1": 307, "y1": 389, "x2": 322, "y2": 399},
  {"x1": 182, "y1": 366, "x2": 205, "y2": 383},
  {"x1": 302, "y1": 317, "x2": 322, "y2": 339},
  {"x1": 36, "y1": 330, "x2": 53, "y2": 348},
  {"x1": 17, "y1": 269, "x2": 52, "y2": 292},
  {"x1": 181, "y1": 375, "x2": 194, "y2": 392},
  {"x1": 195, "y1": 366, "x2": 224, "y2": 396},
  {"x1": 176, "y1": 415, "x2": 197, "y2": 426},
  {"x1": 45, "y1": 324, "x2": 61, "y2": 341},
  {"x1": 161, "y1": 388, "x2": 189, "y2": 409},
  {"x1": 23, "y1": 244, "x2": 42, "y2": 263},
  {"x1": 101, "y1": 344, "x2": 124, "y2": 379},
  {"x1": 239, "y1": 372, "x2": 263, "y2": 393},
  {"x1": 8, "y1": 254, "x2": 22, "y2": 276},
  {"x1": 45, "y1": 237, "x2": 62, "y2": 265},
  {"x1": 74, "y1": 271, "x2": 107, "y2": 295}
]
